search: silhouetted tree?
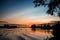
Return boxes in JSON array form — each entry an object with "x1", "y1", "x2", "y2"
[
  {"x1": 47, "y1": 24, "x2": 51, "y2": 29},
  {"x1": 33, "y1": 0, "x2": 60, "y2": 17},
  {"x1": 49, "y1": 22, "x2": 60, "y2": 40},
  {"x1": 31, "y1": 24, "x2": 36, "y2": 31},
  {"x1": 43, "y1": 24, "x2": 47, "y2": 29}
]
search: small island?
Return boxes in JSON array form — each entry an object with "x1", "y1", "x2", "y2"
[{"x1": 0, "y1": 24, "x2": 17, "y2": 28}]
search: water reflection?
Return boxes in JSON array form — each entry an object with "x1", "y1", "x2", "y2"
[
  {"x1": 0, "y1": 28, "x2": 53, "y2": 40},
  {"x1": 31, "y1": 28, "x2": 53, "y2": 34},
  {"x1": 31, "y1": 24, "x2": 53, "y2": 36},
  {"x1": 30, "y1": 21, "x2": 60, "y2": 40},
  {"x1": 0, "y1": 21, "x2": 60, "y2": 40},
  {"x1": 31, "y1": 24, "x2": 36, "y2": 32},
  {"x1": 0, "y1": 24, "x2": 53, "y2": 40}
]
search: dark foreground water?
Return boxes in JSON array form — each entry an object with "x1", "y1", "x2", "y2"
[{"x1": 0, "y1": 28, "x2": 53, "y2": 40}]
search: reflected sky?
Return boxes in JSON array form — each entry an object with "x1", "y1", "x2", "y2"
[
  {"x1": 0, "y1": 0, "x2": 60, "y2": 25},
  {"x1": 0, "y1": 28, "x2": 53, "y2": 40}
]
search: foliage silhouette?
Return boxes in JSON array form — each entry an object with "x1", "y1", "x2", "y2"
[
  {"x1": 31, "y1": 21, "x2": 60, "y2": 40},
  {"x1": 0, "y1": 24, "x2": 17, "y2": 28},
  {"x1": 31, "y1": 24, "x2": 36, "y2": 31},
  {"x1": 33, "y1": 0, "x2": 60, "y2": 17},
  {"x1": 49, "y1": 22, "x2": 60, "y2": 40}
]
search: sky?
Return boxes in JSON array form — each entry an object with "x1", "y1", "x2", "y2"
[{"x1": 0, "y1": 0, "x2": 60, "y2": 25}]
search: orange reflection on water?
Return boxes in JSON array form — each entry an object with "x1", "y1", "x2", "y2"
[{"x1": 26, "y1": 28, "x2": 53, "y2": 38}]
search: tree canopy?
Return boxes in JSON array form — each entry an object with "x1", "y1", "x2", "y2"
[{"x1": 33, "y1": 0, "x2": 60, "y2": 17}]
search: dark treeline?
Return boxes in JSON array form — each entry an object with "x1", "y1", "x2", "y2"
[
  {"x1": 49, "y1": 22, "x2": 60, "y2": 40},
  {"x1": 31, "y1": 24, "x2": 53, "y2": 30},
  {"x1": 31, "y1": 21, "x2": 60, "y2": 40},
  {"x1": 31, "y1": 24, "x2": 52, "y2": 32},
  {"x1": 31, "y1": 21, "x2": 60, "y2": 30},
  {"x1": 0, "y1": 24, "x2": 17, "y2": 28}
]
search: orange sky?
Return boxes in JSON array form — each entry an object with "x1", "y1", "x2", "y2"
[
  {"x1": 1, "y1": 0, "x2": 60, "y2": 26},
  {"x1": 2, "y1": 17, "x2": 59, "y2": 26}
]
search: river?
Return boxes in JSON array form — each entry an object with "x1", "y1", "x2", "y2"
[{"x1": 0, "y1": 28, "x2": 53, "y2": 40}]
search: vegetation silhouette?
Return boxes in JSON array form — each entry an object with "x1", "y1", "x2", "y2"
[
  {"x1": 49, "y1": 21, "x2": 60, "y2": 40},
  {"x1": 0, "y1": 24, "x2": 17, "y2": 28},
  {"x1": 31, "y1": 24, "x2": 36, "y2": 32},
  {"x1": 33, "y1": 0, "x2": 60, "y2": 39},
  {"x1": 31, "y1": 23, "x2": 53, "y2": 33},
  {"x1": 31, "y1": 21, "x2": 60, "y2": 40},
  {"x1": 33, "y1": 0, "x2": 60, "y2": 17}
]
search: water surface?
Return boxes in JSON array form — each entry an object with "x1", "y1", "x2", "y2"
[{"x1": 0, "y1": 28, "x2": 53, "y2": 40}]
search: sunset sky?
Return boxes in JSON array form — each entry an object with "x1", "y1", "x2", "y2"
[{"x1": 1, "y1": 0, "x2": 60, "y2": 25}]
